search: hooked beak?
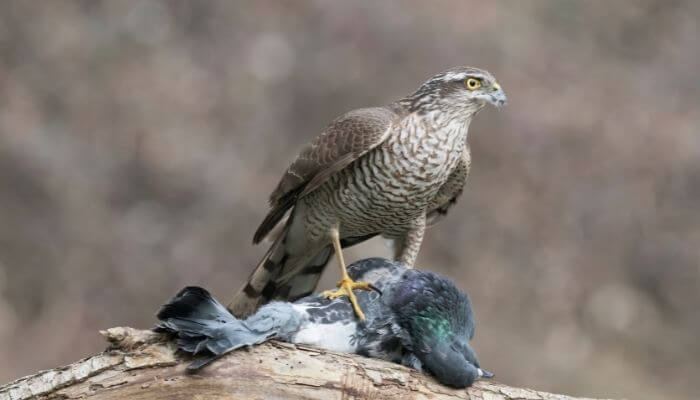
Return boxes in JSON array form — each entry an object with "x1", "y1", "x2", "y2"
[{"x1": 487, "y1": 81, "x2": 507, "y2": 108}]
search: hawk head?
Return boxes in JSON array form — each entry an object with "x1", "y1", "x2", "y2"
[{"x1": 404, "y1": 67, "x2": 507, "y2": 117}]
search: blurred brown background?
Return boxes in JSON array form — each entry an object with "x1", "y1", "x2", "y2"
[{"x1": 1, "y1": 1, "x2": 698, "y2": 399}]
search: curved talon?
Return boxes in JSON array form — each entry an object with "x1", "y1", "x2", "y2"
[{"x1": 368, "y1": 283, "x2": 382, "y2": 295}]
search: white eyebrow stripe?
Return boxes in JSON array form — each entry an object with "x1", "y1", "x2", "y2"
[{"x1": 442, "y1": 71, "x2": 468, "y2": 82}]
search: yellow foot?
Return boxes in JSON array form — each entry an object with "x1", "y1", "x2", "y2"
[{"x1": 321, "y1": 278, "x2": 373, "y2": 321}]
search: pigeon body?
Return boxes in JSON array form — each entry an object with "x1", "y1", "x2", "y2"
[{"x1": 156, "y1": 258, "x2": 491, "y2": 388}]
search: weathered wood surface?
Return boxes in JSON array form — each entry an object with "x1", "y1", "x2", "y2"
[{"x1": 0, "y1": 327, "x2": 607, "y2": 400}]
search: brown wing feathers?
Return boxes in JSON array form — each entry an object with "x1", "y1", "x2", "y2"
[
  {"x1": 252, "y1": 107, "x2": 396, "y2": 244},
  {"x1": 252, "y1": 187, "x2": 301, "y2": 244},
  {"x1": 229, "y1": 107, "x2": 398, "y2": 316}
]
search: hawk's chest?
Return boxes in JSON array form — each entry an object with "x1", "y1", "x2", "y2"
[{"x1": 381, "y1": 116, "x2": 467, "y2": 190}]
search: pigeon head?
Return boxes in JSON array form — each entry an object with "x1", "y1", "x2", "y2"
[{"x1": 390, "y1": 270, "x2": 491, "y2": 388}]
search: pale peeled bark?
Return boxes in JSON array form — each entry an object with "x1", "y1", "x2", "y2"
[{"x1": 0, "y1": 327, "x2": 609, "y2": 400}]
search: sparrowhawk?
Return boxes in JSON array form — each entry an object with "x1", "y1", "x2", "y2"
[
  {"x1": 158, "y1": 258, "x2": 493, "y2": 388},
  {"x1": 228, "y1": 67, "x2": 506, "y2": 320}
]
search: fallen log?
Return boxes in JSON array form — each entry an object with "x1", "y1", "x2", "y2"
[{"x1": 0, "y1": 327, "x2": 607, "y2": 400}]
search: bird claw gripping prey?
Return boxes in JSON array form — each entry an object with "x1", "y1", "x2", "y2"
[
  {"x1": 318, "y1": 226, "x2": 376, "y2": 321},
  {"x1": 321, "y1": 278, "x2": 380, "y2": 321},
  {"x1": 227, "y1": 67, "x2": 507, "y2": 320},
  {"x1": 156, "y1": 258, "x2": 493, "y2": 388}
]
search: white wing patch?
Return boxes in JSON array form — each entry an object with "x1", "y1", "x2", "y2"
[{"x1": 289, "y1": 304, "x2": 359, "y2": 353}]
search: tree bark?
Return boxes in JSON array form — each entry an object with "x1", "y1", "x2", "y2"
[{"x1": 0, "y1": 327, "x2": 607, "y2": 400}]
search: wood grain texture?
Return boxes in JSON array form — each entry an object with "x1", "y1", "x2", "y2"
[{"x1": 0, "y1": 327, "x2": 608, "y2": 400}]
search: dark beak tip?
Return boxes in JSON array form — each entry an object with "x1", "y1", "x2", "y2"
[
  {"x1": 478, "y1": 368, "x2": 495, "y2": 379},
  {"x1": 488, "y1": 92, "x2": 507, "y2": 108}
]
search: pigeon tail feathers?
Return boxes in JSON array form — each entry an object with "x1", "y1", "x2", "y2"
[{"x1": 155, "y1": 286, "x2": 303, "y2": 369}]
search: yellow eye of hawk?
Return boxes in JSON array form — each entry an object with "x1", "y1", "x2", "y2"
[{"x1": 465, "y1": 78, "x2": 481, "y2": 90}]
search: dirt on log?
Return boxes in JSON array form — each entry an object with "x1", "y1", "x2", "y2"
[{"x1": 0, "y1": 327, "x2": 608, "y2": 400}]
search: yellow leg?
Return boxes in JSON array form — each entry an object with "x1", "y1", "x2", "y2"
[{"x1": 321, "y1": 226, "x2": 372, "y2": 320}]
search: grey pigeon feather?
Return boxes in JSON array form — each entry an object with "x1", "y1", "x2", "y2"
[{"x1": 155, "y1": 258, "x2": 492, "y2": 387}]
